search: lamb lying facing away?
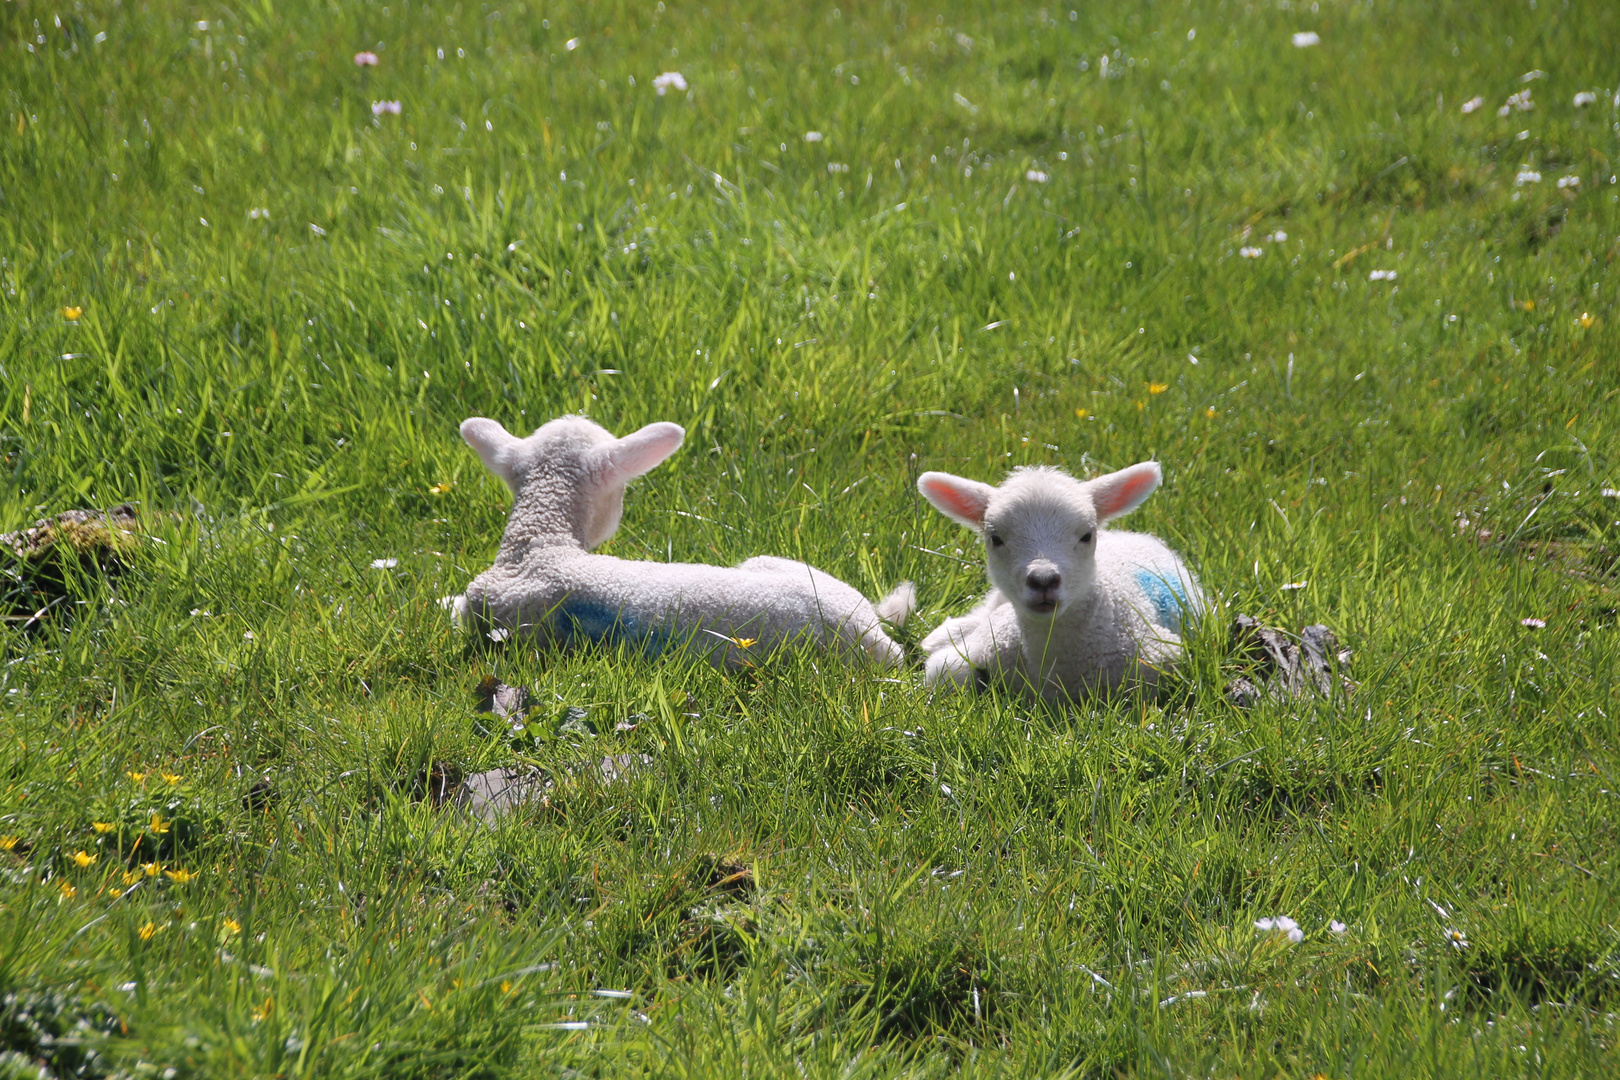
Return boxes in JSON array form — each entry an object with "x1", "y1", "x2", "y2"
[
  {"x1": 916, "y1": 461, "x2": 1203, "y2": 702},
  {"x1": 448, "y1": 414, "x2": 914, "y2": 668}
]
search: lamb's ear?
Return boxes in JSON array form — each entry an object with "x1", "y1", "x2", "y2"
[
  {"x1": 1088, "y1": 461, "x2": 1162, "y2": 522},
  {"x1": 918, "y1": 471, "x2": 995, "y2": 529},
  {"x1": 604, "y1": 422, "x2": 685, "y2": 481},
  {"x1": 460, "y1": 417, "x2": 520, "y2": 478}
]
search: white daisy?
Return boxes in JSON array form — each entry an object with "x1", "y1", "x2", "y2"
[{"x1": 651, "y1": 71, "x2": 687, "y2": 96}]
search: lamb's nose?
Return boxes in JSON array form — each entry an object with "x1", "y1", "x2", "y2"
[{"x1": 1026, "y1": 568, "x2": 1061, "y2": 593}]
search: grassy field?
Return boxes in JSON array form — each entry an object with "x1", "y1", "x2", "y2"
[{"x1": 3, "y1": 0, "x2": 1619, "y2": 1075}]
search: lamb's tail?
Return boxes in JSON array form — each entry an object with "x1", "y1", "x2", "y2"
[{"x1": 874, "y1": 581, "x2": 917, "y2": 627}]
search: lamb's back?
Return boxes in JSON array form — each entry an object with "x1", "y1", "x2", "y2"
[
  {"x1": 470, "y1": 552, "x2": 880, "y2": 659},
  {"x1": 1094, "y1": 529, "x2": 1202, "y2": 633}
]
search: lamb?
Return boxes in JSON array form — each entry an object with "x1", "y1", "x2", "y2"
[
  {"x1": 915, "y1": 461, "x2": 1203, "y2": 702},
  {"x1": 447, "y1": 414, "x2": 914, "y2": 668}
]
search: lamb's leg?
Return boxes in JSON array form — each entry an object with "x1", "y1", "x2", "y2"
[
  {"x1": 920, "y1": 590, "x2": 1006, "y2": 653},
  {"x1": 439, "y1": 594, "x2": 471, "y2": 629},
  {"x1": 860, "y1": 628, "x2": 907, "y2": 668},
  {"x1": 923, "y1": 599, "x2": 1022, "y2": 691},
  {"x1": 924, "y1": 646, "x2": 978, "y2": 688},
  {"x1": 734, "y1": 555, "x2": 907, "y2": 667}
]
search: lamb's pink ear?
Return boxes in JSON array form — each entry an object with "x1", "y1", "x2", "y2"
[
  {"x1": 1089, "y1": 461, "x2": 1162, "y2": 522},
  {"x1": 604, "y1": 422, "x2": 685, "y2": 481},
  {"x1": 917, "y1": 471, "x2": 995, "y2": 529},
  {"x1": 460, "y1": 417, "x2": 519, "y2": 479}
]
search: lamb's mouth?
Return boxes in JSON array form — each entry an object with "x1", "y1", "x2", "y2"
[{"x1": 1025, "y1": 598, "x2": 1058, "y2": 615}]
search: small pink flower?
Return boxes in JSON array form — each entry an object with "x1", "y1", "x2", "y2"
[
  {"x1": 372, "y1": 100, "x2": 402, "y2": 116},
  {"x1": 1520, "y1": 618, "x2": 1545, "y2": 628},
  {"x1": 354, "y1": 51, "x2": 379, "y2": 67}
]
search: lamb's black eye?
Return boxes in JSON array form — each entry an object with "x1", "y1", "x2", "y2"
[
  {"x1": 1079, "y1": 532, "x2": 1094, "y2": 544},
  {"x1": 989, "y1": 534, "x2": 1005, "y2": 548}
]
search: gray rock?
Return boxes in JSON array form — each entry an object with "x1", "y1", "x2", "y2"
[
  {"x1": 1226, "y1": 615, "x2": 1355, "y2": 706},
  {"x1": 455, "y1": 754, "x2": 655, "y2": 821},
  {"x1": 457, "y1": 767, "x2": 552, "y2": 819}
]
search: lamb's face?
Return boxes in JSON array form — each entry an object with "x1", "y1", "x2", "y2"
[
  {"x1": 982, "y1": 470, "x2": 1100, "y2": 618},
  {"x1": 918, "y1": 460, "x2": 1164, "y2": 622}
]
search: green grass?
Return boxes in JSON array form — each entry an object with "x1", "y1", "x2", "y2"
[{"x1": 2, "y1": 0, "x2": 1619, "y2": 1075}]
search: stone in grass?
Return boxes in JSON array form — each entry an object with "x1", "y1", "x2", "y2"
[
  {"x1": 1, "y1": 505, "x2": 143, "y2": 626},
  {"x1": 456, "y1": 766, "x2": 552, "y2": 819},
  {"x1": 473, "y1": 674, "x2": 532, "y2": 725},
  {"x1": 1226, "y1": 615, "x2": 1355, "y2": 707},
  {"x1": 454, "y1": 754, "x2": 655, "y2": 821},
  {"x1": 458, "y1": 674, "x2": 657, "y2": 819}
]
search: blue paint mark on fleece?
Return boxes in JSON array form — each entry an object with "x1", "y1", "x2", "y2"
[
  {"x1": 1134, "y1": 570, "x2": 1190, "y2": 631},
  {"x1": 552, "y1": 599, "x2": 669, "y2": 657}
]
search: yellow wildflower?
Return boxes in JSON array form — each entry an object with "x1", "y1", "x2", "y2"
[
  {"x1": 92, "y1": 822, "x2": 116, "y2": 834},
  {"x1": 128, "y1": 771, "x2": 146, "y2": 784},
  {"x1": 1074, "y1": 408, "x2": 1089, "y2": 420},
  {"x1": 62, "y1": 306, "x2": 83, "y2": 320},
  {"x1": 1205, "y1": 407, "x2": 1217, "y2": 419},
  {"x1": 1135, "y1": 400, "x2": 1145, "y2": 411},
  {"x1": 143, "y1": 862, "x2": 162, "y2": 878},
  {"x1": 500, "y1": 980, "x2": 514, "y2": 995},
  {"x1": 165, "y1": 868, "x2": 194, "y2": 885},
  {"x1": 59, "y1": 880, "x2": 77, "y2": 899},
  {"x1": 122, "y1": 869, "x2": 141, "y2": 885},
  {"x1": 160, "y1": 772, "x2": 181, "y2": 785},
  {"x1": 148, "y1": 813, "x2": 170, "y2": 835},
  {"x1": 0, "y1": 835, "x2": 17, "y2": 852},
  {"x1": 221, "y1": 918, "x2": 242, "y2": 935},
  {"x1": 72, "y1": 850, "x2": 96, "y2": 868},
  {"x1": 1579, "y1": 312, "x2": 1595, "y2": 328},
  {"x1": 137, "y1": 921, "x2": 160, "y2": 940},
  {"x1": 251, "y1": 997, "x2": 274, "y2": 1022},
  {"x1": 105, "y1": 886, "x2": 124, "y2": 898},
  {"x1": 1148, "y1": 382, "x2": 1169, "y2": 395},
  {"x1": 429, "y1": 481, "x2": 452, "y2": 494},
  {"x1": 729, "y1": 637, "x2": 757, "y2": 648}
]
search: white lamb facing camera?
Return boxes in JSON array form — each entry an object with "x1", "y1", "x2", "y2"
[
  {"x1": 916, "y1": 460, "x2": 1203, "y2": 702},
  {"x1": 447, "y1": 414, "x2": 913, "y2": 668}
]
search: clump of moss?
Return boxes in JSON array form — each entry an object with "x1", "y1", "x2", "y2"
[{"x1": 1, "y1": 506, "x2": 143, "y2": 626}]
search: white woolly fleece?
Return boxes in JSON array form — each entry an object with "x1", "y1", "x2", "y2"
[
  {"x1": 448, "y1": 414, "x2": 911, "y2": 668},
  {"x1": 916, "y1": 462, "x2": 1203, "y2": 701}
]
